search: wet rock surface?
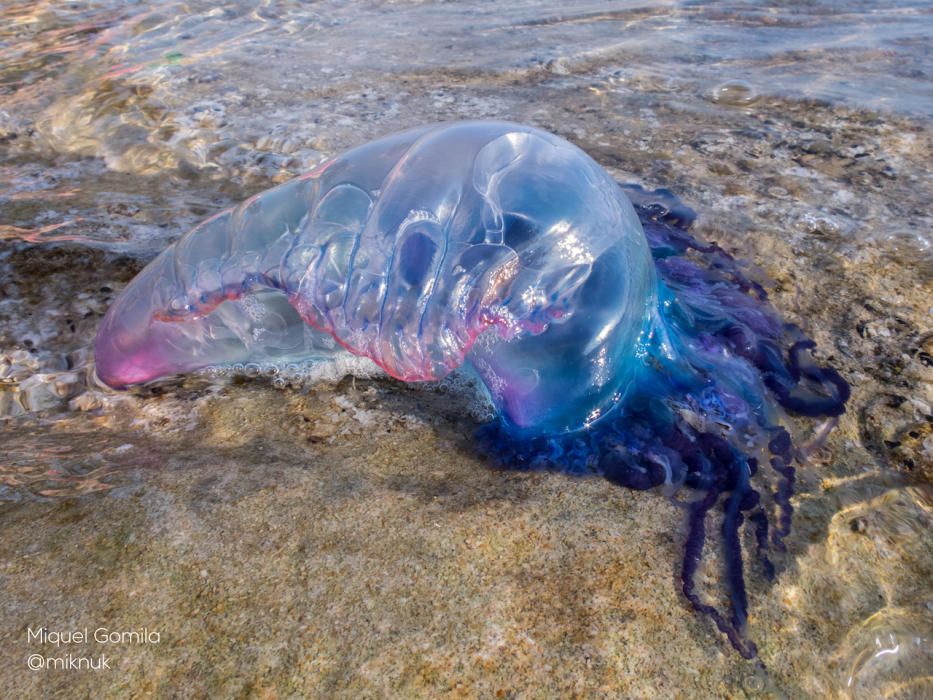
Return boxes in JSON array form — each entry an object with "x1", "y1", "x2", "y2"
[{"x1": 1, "y1": 2, "x2": 932, "y2": 697}]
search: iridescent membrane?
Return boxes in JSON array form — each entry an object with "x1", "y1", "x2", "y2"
[{"x1": 94, "y1": 121, "x2": 849, "y2": 657}]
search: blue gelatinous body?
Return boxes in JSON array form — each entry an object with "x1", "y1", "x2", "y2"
[
  {"x1": 96, "y1": 122, "x2": 653, "y2": 435},
  {"x1": 95, "y1": 121, "x2": 849, "y2": 657}
]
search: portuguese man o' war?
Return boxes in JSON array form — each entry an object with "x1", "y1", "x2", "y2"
[{"x1": 94, "y1": 121, "x2": 849, "y2": 658}]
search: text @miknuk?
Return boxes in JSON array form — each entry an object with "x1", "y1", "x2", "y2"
[{"x1": 26, "y1": 627, "x2": 160, "y2": 671}]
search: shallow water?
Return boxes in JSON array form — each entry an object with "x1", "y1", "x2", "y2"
[{"x1": 1, "y1": 1, "x2": 931, "y2": 698}]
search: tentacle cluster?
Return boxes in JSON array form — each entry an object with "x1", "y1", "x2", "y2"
[{"x1": 478, "y1": 186, "x2": 849, "y2": 659}]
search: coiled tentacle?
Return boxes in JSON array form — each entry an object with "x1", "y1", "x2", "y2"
[{"x1": 478, "y1": 190, "x2": 848, "y2": 658}]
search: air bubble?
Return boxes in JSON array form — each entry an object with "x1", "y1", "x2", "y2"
[{"x1": 711, "y1": 80, "x2": 759, "y2": 106}]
